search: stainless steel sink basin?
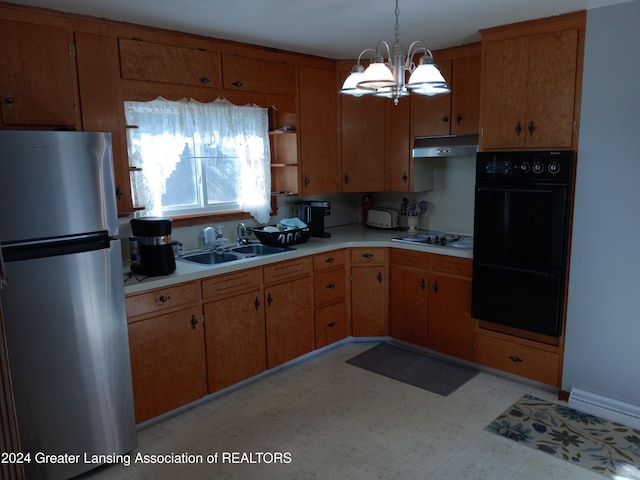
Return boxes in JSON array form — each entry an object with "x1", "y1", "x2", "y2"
[
  {"x1": 180, "y1": 251, "x2": 239, "y2": 265},
  {"x1": 230, "y1": 244, "x2": 291, "y2": 255},
  {"x1": 179, "y1": 243, "x2": 291, "y2": 265}
]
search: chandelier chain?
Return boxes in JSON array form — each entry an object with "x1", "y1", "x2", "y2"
[{"x1": 394, "y1": 0, "x2": 400, "y2": 44}]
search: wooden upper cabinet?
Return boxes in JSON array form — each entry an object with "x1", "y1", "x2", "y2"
[
  {"x1": 222, "y1": 54, "x2": 296, "y2": 96},
  {"x1": 411, "y1": 44, "x2": 481, "y2": 138},
  {"x1": 411, "y1": 60, "x2": 453, "y2": 137},
  {"x1": 480, "y1": 12, "x2": 585, "y2": 149},
  {"x1": 118, "y1": 38, "x2": 221, "y2": 88},
  {"x1": 0, "y1": 20, "x2": 80, "y2": 127},
  {"x1": 385, "y1": 98, "x2": 411, "y2": 191},
  {"x1": 298, "y1": 66, "x2": 339, "y2": 194},
  {"x1": 450, "y1": 54, "x2": 481, "y2": 136}
]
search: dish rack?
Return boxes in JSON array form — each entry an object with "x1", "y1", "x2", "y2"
[{"x1": 249, "y1": 226, "x2": 310, "y2": 247}]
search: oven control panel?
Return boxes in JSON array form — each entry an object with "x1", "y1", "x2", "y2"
[{"x1": 477, "y1": 151, "x2": 573, "y2": 183}]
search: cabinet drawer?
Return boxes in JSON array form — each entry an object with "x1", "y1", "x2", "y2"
[
  {"x1": 313, "y1": 249, "x2": 346, "y2": 271},
  {"x1": 119, "y1": 38, "x2": 221, "y2": 87},
  {"x1": 263, "y1": 257, "x2": 312, "y2": 284},
  {"x1": 475, "y1": 332, "x2": 560, "y2": 385},
  {"x1": 351, "y1": 247, "x2": 386, "y2": 265},
  {"x1": 222, "y1": 54, "x2": 296, "y2": 96},
  {"x1": 315, "y1": 301, "x2": 349, "y2": 349},
  {"x1": 390, "y1": 249, "x2": 430, "y2": 269},
  {"x1": 314, "y1": 269, "x2": 346, "y2": 306},
  {"x1": 201, "y1": 268, "x2": 262, "y2": 300},
  {"x1": 126, "y1": 281, "x2": 200, "y2": 318},
  {"x1": 431, "y1": 255, "x2": 472, "y2": 277}
]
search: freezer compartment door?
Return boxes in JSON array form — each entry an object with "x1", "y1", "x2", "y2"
[
  {"x1": 0, "y1": 240, "x2": 136, "y2": 480},
  {"x1": 0, "y1": 131, "x2": 118, "y2": 242}
]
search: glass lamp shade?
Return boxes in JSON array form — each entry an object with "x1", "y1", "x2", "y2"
[
  {"x1": 406, "y1": 62, "x2": 447, "y2": 89},
  {"x1": 411, "y1": 83, "x2": 451, "y2": 96},
  {"x1": 358, "y1": 62, "x2": 396, "y2": 90},
  {"x1": 339, "y1": 70, "x2": 375, "y2": 96}
]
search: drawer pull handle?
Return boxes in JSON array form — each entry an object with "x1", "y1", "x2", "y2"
[
  {"x1": 199, "y1": 77, "x2": 210, "y2": 84},
  {"x1": 362, "y1": 253, "x2": 374, "y2": 259},
  {"x1": 509, "y1": 356, "x2": 523, "y2": 363},
  {"x1": 231, "y1": 80, "x2": 243, "y2": 87},
  {"x1": 325, "y1": 257, "x2": 335, "y2": 263},
  {"x1": 377, "y1": 272, "x2": 383, "y2": 284},
  {"x1": 254, "y1": 297, "x2": 261, "y2": 310},
  {"x1": 267, "y1": 293, "x2": 273, "y2": 306},
  {"x1": 191, "y1": 314, "x2": 198, "y2": 330},
  {"x1": 155, "y1": 295, "x2": 171, "y2": 303},
  {"x1": 419, "y1": 278, "x2": 425, "y2": 290},
  {"x1": 327, "y1": 322, "x2": 336, "y2": 328},
  {"x1": 432, "y1": 281, "x2": 439, "y2": 294},
  {"x1": 326, "y1": 283, "x2": 335, "y2": 289}
]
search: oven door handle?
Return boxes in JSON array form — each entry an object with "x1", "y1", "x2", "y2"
[
  {"x1": 476, "y1": 186, "x2": 555, "y2": 194},
  {"x1": 473, "y1": 262, "x2": 559, "y2": 278}
]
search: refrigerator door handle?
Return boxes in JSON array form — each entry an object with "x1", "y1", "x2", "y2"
[{"x1": 0, "y1": 243, "x2": 8, "y2": 288}]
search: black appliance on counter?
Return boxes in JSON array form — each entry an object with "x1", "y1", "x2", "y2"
[
  {"x1": 471, "y1": 151, "x2": 574, "y2": 337},
  {"x1": 130, "y1": 217, "x2": 176, "y2": 276},
  {"x1": 295, "y1": 200, "x2": 331, "y2": 238}
]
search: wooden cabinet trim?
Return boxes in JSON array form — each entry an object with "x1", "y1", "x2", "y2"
[
  {"x1": 263, "y1": 257, "x2": 312, "y2": 284},
  {"x1": 201, "y1": 268, "x2": 262, "y2": 300}
]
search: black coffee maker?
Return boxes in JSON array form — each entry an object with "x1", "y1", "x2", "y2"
[
  {"x1": 130, "y1": 217, "x2": 176, "y2": 276},
  {"x1": 295, "y1": 201, "x2": 331, "y2": 238}
]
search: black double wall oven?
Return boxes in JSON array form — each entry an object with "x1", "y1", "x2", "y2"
[{"x1": 472, "y1": 151, "x2": 574, "y2": 337}]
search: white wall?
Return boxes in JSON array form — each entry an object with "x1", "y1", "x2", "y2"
[{"x1": 562, "y1": 0, "x2": 640, "y2": 405}]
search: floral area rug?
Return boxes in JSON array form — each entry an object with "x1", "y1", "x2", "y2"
[{"x1": 486, "y1": 394, "x2": 640, "y2": 479}]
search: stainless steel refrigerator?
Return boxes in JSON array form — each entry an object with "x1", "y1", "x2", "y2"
[{"x1": 0, "y1": 131, "x2": 137, "y2": 479}]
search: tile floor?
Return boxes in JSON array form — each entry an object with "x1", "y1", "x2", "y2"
[{"x1": 82, "y1": 341, "x2": 610, "y2": 480}]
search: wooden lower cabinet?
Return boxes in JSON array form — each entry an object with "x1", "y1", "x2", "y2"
[
  {"x1": 351, "y1": 266, "x2": 387, "y2": 336},
  {"x1": 427, "y1": 255, "x2": 474, "y2": 361},
  {"x1": 313, "y1": 250, "x2": 349, "y2": 349},
  {"x1": 475, "y1": 329, "x2": 561, "y2": 386},
  {"x1": 264, "y1": 259, "x2": 314, "y2": 368},
  {"x1": 128, "y1": 305, "x2": 206, "y2": 423},
  {"x1": 203, "y1": 289, "x2": 266, "y2": 392},
  {"x1": 389, "y1": 264, "x2": 429, "y2": 347}
]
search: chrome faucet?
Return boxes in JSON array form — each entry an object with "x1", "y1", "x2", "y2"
[{"x1": 236, "y1": 222, "x2": 249, "y2": 245}]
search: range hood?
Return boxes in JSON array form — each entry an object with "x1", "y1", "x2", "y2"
[{"x1": 413, "y1": 134, "x2": 479, "y2": 158}]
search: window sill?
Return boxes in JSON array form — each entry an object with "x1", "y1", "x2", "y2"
[{"x1": 169, "y1": 210, "x2": 253, "y2": 228}]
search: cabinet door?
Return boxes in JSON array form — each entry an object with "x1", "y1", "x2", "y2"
[
  {"x1": 119, "y1": 38, "x2": 221, "y2": 88},
  {"x1": 75, "y1": 32, "x2": 132, "y2": 213},
  {"x1": 265, "y1": 276, "x2": 314, "y2": 368},
  {"x1": 204, "y1": 289, "x2": 266, "y2": 392},
  {"x1": 429, "y1": 274, "x2": 473, "y2": 361},
  {"x1": 450, "y1": 55, "x2": 481, "y2": 135},
  {"x1": 128, "y1": 306, "x2": 206, "y2": 423},
  {"x1": 525, "y1": 28, "x2": 579, "y2": 149},
  {"x1": 351, "y1": 266, "x2": 387, "y2": 336},
  {"x1": 299, "y1": 66, "x2": 339, "y2": 194},
  {"x1": 410, "y1": 60, "x2": 453, "y2": 137},
  {"x1": 222, "y1": 54, "x2": 296, "y2": 96},
  {"x1": 340, "y1": 92, "x2": 385, "y2": 192},
  {"x1": 385, "y1": 99, "x2": 411, "y2": 191},
  {"x1": 480, "y1": 36, "x2": 529, "y2": 149},
  {"x1": 389, "y1": 265, "x2": 428, "y2": 347},
  {"x1": 0, "y1": 20, "x2": 79, "y2": 127}
]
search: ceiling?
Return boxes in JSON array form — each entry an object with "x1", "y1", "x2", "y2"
[{"x1": 4, "y1": 0, "x2": 626, "y2": 59}]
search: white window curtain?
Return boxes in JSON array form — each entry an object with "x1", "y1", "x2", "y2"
[{"x1": 125, "y1": 97, "x2": 272, "y2": 223}]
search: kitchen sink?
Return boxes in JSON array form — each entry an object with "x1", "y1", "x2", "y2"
[
  {"x1": 180, "y1": 251, "x2": 239, "y2": 265},
  {"x1": 179, "y1": 243, "x2": 291, "y2": 265},
  {"x1": 230, "y1": 244, "x2": 291, "y2": 255}
]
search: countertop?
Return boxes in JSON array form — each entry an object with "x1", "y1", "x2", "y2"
[{"x1": 123, "y1": 223, "x2": 473, "y2": 295}]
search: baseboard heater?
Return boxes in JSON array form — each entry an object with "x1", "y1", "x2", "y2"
[{"x1": 569, "y1": 388, "x2": 640, "y2": 430}]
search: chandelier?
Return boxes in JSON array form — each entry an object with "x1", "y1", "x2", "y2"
[{"x1": 339, "y1": 0, "x2": 450, "y2": 104}]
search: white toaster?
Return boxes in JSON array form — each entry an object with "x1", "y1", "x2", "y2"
[{"x1": 366, "y1": 208, "x2": 399, "y2": 229}]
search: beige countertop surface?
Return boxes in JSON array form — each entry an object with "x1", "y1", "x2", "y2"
[{"x1": 123, "y1": 223, "x2": 473, "y2": 295}]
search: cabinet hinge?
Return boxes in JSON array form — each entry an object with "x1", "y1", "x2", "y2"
[
  {"x1": 349, "y1": 273, "x2": 353, "y2": 282},
  {"x1": 68, "y1": 43, "x2": 76, "y2": 57},
  {"x1": 577, "y1": 38, "x2": 581, "y2": 51}
]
